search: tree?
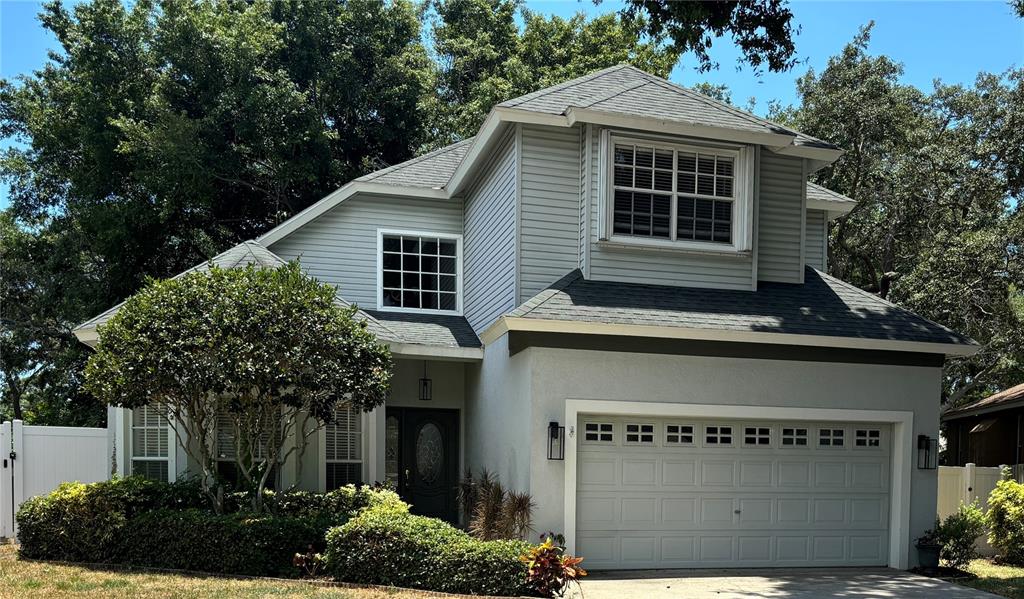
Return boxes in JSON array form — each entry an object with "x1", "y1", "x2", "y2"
[
  {"x1": 430, "y1": 0, "x2": 680, "y2": 141},
  {"x1": 617, "y1": 0, "x2": 799, "y2": 73},
  {"x1": 772, "y1": 24, "x2": 1024, "y2": 405},
  {"x1": 84, "y1": 263, "x2": 392, "y2": 512}
]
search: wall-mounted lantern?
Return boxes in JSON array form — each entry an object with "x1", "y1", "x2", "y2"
[
  {"x1": 547, "y1": 421, "x2": 565, "y2": 460},
  {"x1": 418, "y1": 361, "x2": 432, "y2": 401},
  {"x1": 917, "y1": 434, "x2": 937, "y2": 469}
]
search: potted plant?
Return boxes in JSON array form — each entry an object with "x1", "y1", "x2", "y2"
[{"x1": 915, "y1": 526, "x2": 942, "y2": 569}]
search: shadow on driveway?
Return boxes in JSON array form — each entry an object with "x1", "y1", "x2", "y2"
[{"x1": 572, "y1": 567, "x2": 999, "y2": 598}]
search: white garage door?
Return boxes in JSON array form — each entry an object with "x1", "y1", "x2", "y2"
[{"x1": 576, "y1": 416, "x2": 891, "y2": 569}]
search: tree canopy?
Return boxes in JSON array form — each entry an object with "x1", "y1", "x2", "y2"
[{"x1": 84, "y1": 262, "x2": 391, "y2": 510}]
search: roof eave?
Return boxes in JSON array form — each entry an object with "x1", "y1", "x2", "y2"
[
  {"x1": 480, "y1": 316, "x2": 980, "y2": 357},
  {"x1": 942, "y1": 397, "x2": 1024, "y2": 421},
  {"x1": 807, "y1": 198, "x2": 855, "y2": 214},
  {"x1": 564, "y1": 107, "x2": 797, "y2": 148}
]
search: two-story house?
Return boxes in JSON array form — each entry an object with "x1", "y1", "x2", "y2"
[{"x1": 75, "y1": 65, "x2": 977, "y2": 570}]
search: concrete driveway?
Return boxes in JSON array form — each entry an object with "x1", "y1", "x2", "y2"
[{"x1": 573, "y1": 568, "x2": 998, "y2": 598}]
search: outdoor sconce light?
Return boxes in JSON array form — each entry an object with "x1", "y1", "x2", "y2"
[
  {"x1": 917, "y1": 434, "x2": 937, "y2": 469},
  {"x1": 547, "y1": 421, "x2": 565, "y2": 460},
  {"x1": 418, "y1": 361, "x2": 432, "y2": 401}
]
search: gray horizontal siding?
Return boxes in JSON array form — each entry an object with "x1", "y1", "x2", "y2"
[
  {"x1": 805, "y1": 209, "x2": 827, "y2": 271},
  {"x1": 463, "y1": 129, "x2": 517, "y2": 332},
  {"x1": 757, "y1": 151, "x2": 805, "y2": 284},
  {"x1": 589, "y1": 127, "x2": 754, "y2": 290},
  {"x1": 268, "y1": 194, "x2": 463, "y2": 309},
  {"x1": 519, "y1": 124, "x2": 582, "y2": 302}
]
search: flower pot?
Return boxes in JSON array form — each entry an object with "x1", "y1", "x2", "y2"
[{"x1": 916, "y1": 542, "x2": 941, "y2": 568}]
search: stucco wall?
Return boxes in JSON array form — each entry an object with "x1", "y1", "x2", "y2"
[{"x1": 514, "y1": 346, "x2": 941, "y2": 567}]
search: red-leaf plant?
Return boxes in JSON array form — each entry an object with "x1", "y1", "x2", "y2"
[{"x1": 521, "y1": 536, "x2": 588, "y2": 598}]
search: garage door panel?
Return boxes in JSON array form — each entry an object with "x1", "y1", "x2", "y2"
[{"x1": 577, "y1": 415, "x2": 891, "y2": 569}]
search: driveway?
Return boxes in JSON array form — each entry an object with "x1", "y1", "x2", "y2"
[{"x1": 573, "y1": 568, "x2": 998, "y2": 598}]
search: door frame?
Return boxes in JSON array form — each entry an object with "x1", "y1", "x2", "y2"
[
  {"x1": 386, "y1": 406, "x2": 461, "y2": 522},
  {"x1": 562, "y1": 399, "x2": 915, "y2": 569}
]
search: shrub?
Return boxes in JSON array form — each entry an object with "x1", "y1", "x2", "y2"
[
  {"x1": 458, "y1": 469, "x2": 535, "y2": 541},
  {"x1": 936, "y1": 501, "x2": 987, "y2": 570},
  {"x1": 521, "y1": 537, "x2": 587, "y2": 598},
  {"x1": 120, "y1": 509, "x2": 322, "y2": 577},
  {"x1": 987, "y1": 477, "x2": 1024, "y2": 565},
  {"x1": 324, "y1": 506, "x2": 532, "y2": 596}
]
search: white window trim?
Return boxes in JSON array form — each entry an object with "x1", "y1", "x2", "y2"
[
  {"x1": 702, "y1": 424, "x2": 734, "y2": 447},
  {"x1": 854, "y1": 427, "x2": 884, "y2": 450},
  {"x1": 376, "y1": 228, "x2": 464, "y2": 316},
  {"x1": 127, "y1": 405, "x2": 177, "y2": 483},
  {"x1": 780, "y1": 426, "x2": 810, "y2": 448},
  {"x1": 664, "y1": 422, "x2": 696, "y2": 446},
  {"x1": 742, "y1": 424, "x2": 773, "y2": 447},
  {"x1": 599, "y1": 130, "x2": 755, "y2": 253},
  {"x1": 563, "y1": 400, "x2": 915, "y2": 570},
  {"x1": 582, "y1": 421, "x2": 615, "y2": 445},
  {"x1": 817, "y1": 427, "x2": 847, "y2": 449},
  {"x1": 318, "y1": 408, "x2": 374, "y2": 492},
  {"x1": 623, "y1": 423, "x2": 656, "y2": 446}
]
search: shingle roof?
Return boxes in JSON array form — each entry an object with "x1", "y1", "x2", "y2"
[
  {"x1": 807, "y1": 182, "x2": 855, "y2": 206},
  {"x1": 509, "y1": 267, "x2": 975, "y2": 348},
  {"x1": 355, "y1": 138, "x2": 475, "y2": 189},
  {"x1": 499, "y1": 65, "x2": 837, "y2": 150},
  {"x1": 943, "y1": 382, "x2": 1024, "y2": 419},
  {"x1": 74, "y1": 241, "x2": 481, "y2": 350}
]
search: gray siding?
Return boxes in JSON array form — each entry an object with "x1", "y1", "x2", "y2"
[
  {"x1": 463, "y1": 129, "x2": 517, "y2": 331},
  {"x1": 268, "y1": 194, "x2": 463, "y2": 309},
  {"x1": 519, "y1": 124, "x2": 582, "y2": 302},
  {"x1": 588, "y1": 127, "x2": 754, "y2": 290},
  {"x1": 805, "y1": 209, "x2": 827, "y2": 271},
  {"x1": 757, "y1": 151, "x2": 805, "y2": 284}
]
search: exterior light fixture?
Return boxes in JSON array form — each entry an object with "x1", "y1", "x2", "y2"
[
  {"x1": 418, "y1": 361, "x2": 432, "y2": 401},
  {"x1": 547, "y1": 421, "x2": 565, "y2": 460},
  {"x1": 917, "y1": 434, "x2": 937, "y2": 469}
]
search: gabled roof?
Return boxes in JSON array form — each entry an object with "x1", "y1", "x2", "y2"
[
  {"x1": 807, "y1": 182, "x2": 856, "y2": 213},
  {"x1": 73, "y1": 240, "x2": 481, "y2": 356},
  {"x1": 499, "y1": 65, "x2": 835, "y2": 151},
  {"x1": 943, "y1": 382, "x2": 1024, "y2": 420},
  {"x1": 491, "y1": 267, "x2": 977, "y2": 356}
]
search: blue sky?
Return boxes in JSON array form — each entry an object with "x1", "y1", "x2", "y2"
[{"x1": 1, "y1": 0, "x2": 1022, "y2": 209}]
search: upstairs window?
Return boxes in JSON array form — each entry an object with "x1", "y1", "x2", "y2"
[
  {"x1": 603, "y1": 133, "x2": 751, "y2": 252},
  {"x1": 379, "y1": 231, "x2": 461, "y2": 313}
]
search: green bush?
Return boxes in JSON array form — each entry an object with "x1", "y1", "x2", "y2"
[
  {"x1": 987, "y1": 477, "x2": 1024, "y2": 565},
  {"x1": 936, "y1": 501, "x2": 987, "y2": 569},
  {"x1": 324, "y1": 506, "x2": 532, "y2": 596},
  {"x1": 120, "y1": 509, "x2": 322, "y2": 576}
]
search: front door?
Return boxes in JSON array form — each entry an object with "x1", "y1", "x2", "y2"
[{"x1": 386, "y1": 408, "x2": 459, "y2": 523}]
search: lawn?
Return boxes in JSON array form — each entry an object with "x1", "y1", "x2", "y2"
[
  {"x1": 960, "y1": 559, "x2": 1024, "y2": 599},
  {"x1": 0, "y1": 544, "x2": 432, "y2": 599}
]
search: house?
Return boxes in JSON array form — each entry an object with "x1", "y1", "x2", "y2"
[
  {"x1": 942, "y1": 382, "x2": 1024, "y2": 467},
  {"x1": 74, "y1": 65, "x2": 978, "y2": 570}
]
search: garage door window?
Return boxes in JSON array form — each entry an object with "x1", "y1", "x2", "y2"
[
  {"x1": 625, "y1": 423, "x2": 655, "y2": 445},
  {"x1": 855, "y1": 428, "x2": 881, "y2": 448},
  {"x1": 704, "y1": 425, "x2": 733, "y2": 445},
  {"x1": 665, "y1": 424, "x2": 694, "y2": 445},
  {"x1": 819, "y1": 428, "x2": 845, "y2": 447},
  {"x1": 781, "y1": 427, "x2": 808, "y2": 446},
  {"x1": 743, "y1": 426, "x2": 771, "y2": 446},
  {"x1": 584, "y1": 422, "x2": 614, "y2": 443}
]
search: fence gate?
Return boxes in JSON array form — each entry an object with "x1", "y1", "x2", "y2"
[{"x1": 0, "y1": 420, "x2": 110, "y2": 539}]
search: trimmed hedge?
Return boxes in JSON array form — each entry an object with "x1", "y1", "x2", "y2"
[
  {"x1": 324, "y1": 506, "x2": 532, "y2": 597},
  {"x1": 17, "y1": 477, "x2": 406, "y2": 577},
  {"x1": 987, "y1": 477, "x2": 1024, "y2": 565}
]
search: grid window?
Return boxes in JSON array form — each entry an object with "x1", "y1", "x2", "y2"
[
  {"x1": 705, "y1": 425, "x2": 733, "y2": 445},
  {"x1": 625, "y1": 423, "x2": 655, "y2": 445},
  {"x1": 131, "y1": 404, "x2": 170, "y2": 482},
  {"x1": 381, "y1": 233, "x2": 458, "y2": 311},
  {"x1": 326, "y1": 403, "x2": 363, "y2": 490},
  {"x1": 665, "y1": 424, "x2": 695, "y2": 445},
  {"x1": 819, "y1": 428, "x2": 845, "y2": 447},
  {"x1": 744, "y1": 426, "x2": 771, "y2": 446},
  {"x1": 612, "y1": 142, "x2": 735, "y2": 245},
  {"x1": 781, "y1": 427, "x2": 808, "y2": 446},
  {"x1": 855, "y1": 429, "x2": 881, "y2": 448},
  {"x1": 584, "y1": 422, "x2": 614, "y2": 443}
]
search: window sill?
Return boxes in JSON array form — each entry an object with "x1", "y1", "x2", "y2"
[
  {"x1": 374, "y1": 306, "x2": 463, "y2": 317},
  {"x1": 597, "y1": 237, "x2": 752, "y2": 259}
]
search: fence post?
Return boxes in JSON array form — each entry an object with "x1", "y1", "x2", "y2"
[
  {"x1": 964, "y1": 462, "x2": 978, "y2": 506},
  {"x1": 10, "y1": 420, "x2": 24, "y2": 539},
  {"x1": 0, "y1": 421, "x2": 10, "y2": 538}
]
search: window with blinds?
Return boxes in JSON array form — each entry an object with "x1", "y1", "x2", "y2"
[
  {"x1": 326, "y1": 403, "x2": 363, "y2": 490},
  {"x1": 131, "y1": 404, "x2": 170, "y2": 482},
  {"x1": 215, "y1": 406, "x2": 279, "y2": 490}
]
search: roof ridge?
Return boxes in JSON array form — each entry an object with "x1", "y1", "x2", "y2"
[
  {"x1": 575, "y1": 79, "x2": 649, "y2": 109},
  {"x1": 358, "y1": 137, "x2": 475, "y2": 183},
  {"x1": 501, "y1": 64, "x2": 631, "y2": 109}
]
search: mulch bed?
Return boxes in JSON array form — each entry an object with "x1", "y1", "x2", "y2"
[{"x1": 910, "y1": 565, "x2": 977, "y2": 582}]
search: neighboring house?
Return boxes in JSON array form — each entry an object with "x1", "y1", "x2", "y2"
[
  {"x1": 75, "y1": 65, "x2": 978, "y2": 570},
  {"x1": 943, "y1": 383, "x2": 1024, "y2": 467}
]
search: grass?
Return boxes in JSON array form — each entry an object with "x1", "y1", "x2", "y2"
[
  {"x1": 959, "y1": 559, "x2": 1024, "y2": 599},
  {"x1": 0, "y1": 544, "x2": 434, "y2": 599}
]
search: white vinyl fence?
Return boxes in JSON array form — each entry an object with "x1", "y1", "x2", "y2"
[
  {"x1": 937, "y1": 463, "x2": 1012, "y2": 557},
  {"x1": 0, "y1": 420, "x2": 110, "y2": 538}
]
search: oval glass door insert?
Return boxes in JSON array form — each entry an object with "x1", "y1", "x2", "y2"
[{"x1": 415, "y1": 422, "x2": 443, "y2": 484}]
